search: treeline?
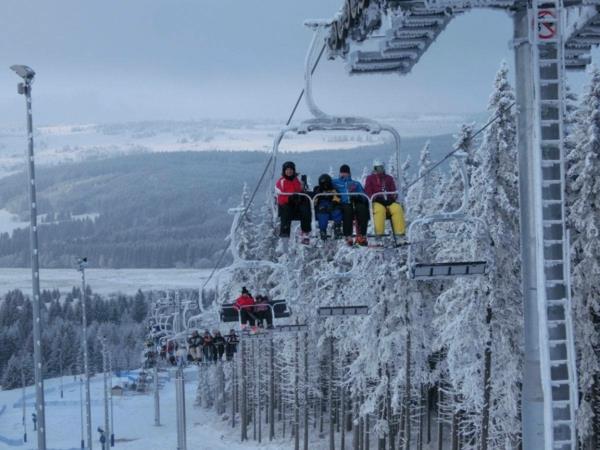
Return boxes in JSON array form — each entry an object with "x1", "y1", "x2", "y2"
[
  {"x1": 0, "y1": 138, "x2": 452, "y2": 268},
  {"x1": 0, "y1": 287, "x2": 150, "y2": 390}
]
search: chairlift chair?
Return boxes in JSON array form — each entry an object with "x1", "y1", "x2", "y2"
[
  {"x1": 202, "y1": 259, "x2": 293, "y2": 329},
  {"x1": 406, "y1": 151, "x2": 491, "y2": 280},
  {"x1": 270, "y1": 22, "x2": 403, "y2": 244}
]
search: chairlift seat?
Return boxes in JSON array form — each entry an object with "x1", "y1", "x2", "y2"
[
  {"x1": 220, "y1": 300, "x2": 291, "y2": 323},
  {"x1": 411, "y1": 261, "x2": 487, "y2": 279}
]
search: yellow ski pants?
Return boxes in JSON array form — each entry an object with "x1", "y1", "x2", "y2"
[{"x1": 373, "y1": 202, "x2": 406, "y2": 236}]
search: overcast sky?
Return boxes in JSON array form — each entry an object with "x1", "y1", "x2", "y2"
[{"x1": 0, "y1": 0, "x2": 593, "y2": 126}]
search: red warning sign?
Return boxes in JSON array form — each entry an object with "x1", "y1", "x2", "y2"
[{"x1": 538, "y1": 9, "x2": 556, "y2": 39}]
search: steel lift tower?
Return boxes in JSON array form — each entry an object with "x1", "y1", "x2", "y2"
[{"x1": 321, "y1": 0, "x2": 600, "y2": 448}]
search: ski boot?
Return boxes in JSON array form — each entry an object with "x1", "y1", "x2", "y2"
[
  {"x1": 300, "y1": 232, "x2": 311, "y2": 245},
  {"x1": 355, "y1": 235, "x2": 368, "y2": 247},
  {"x1": 333, "y1": 224, "x2": 343, "y2": 239}
]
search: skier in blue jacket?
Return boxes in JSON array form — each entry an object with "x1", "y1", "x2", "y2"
[{"x1": 333, "y1": 164, "x2": 370, "y2": 246}]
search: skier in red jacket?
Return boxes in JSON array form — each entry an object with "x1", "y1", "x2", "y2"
[
  {"x1": 275, "y1": 161, "x2": 312, "y2": 244},
  {"x1": 234, "y1": 286, "x2": 256, "y2": 327}
]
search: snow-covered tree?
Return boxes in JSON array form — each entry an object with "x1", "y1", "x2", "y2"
[{"x1": 566, "y1": 67, "x2": 600, "y2": 441}]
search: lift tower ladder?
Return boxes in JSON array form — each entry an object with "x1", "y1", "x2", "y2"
[{"x1": 532, "y1": 0, "x2": 578, "y2": 447}]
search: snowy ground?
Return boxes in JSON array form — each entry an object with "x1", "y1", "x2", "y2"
[
  {"x1": 0, "y1": 368, "x2": 294, "y2": 450},
  {"x1": 0, "y1": 268, "x2": 212, "y2": 296},
  {"x1": 0, "y1": 115, "x2": 481, "y2": 179}
]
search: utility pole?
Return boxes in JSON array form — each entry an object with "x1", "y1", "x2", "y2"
[
  {"x1": 10, "y1": 64, "x2": 46, "y2": 450},
  {"x1": 100, "y1": 337, "x2": 110, "y2": 450},
  {"x1": 77, "y1": 257, "x2": 93, "y2": 450},
  {"x1": 513, "y1": 9, "x2": 546, "y2": 449}
]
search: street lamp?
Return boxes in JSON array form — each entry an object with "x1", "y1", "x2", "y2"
[
  {"x1": 99, "y1": 337, "x2": 111, "y2": 450},
  {"x1": 10, "y1": 64, "x2": 46, "y2": 450},
  {"x1": 77, "y1": 257, "x2": 93, "y2": 450}
]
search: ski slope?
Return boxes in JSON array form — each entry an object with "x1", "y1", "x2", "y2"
[{"x1": 0, "y1": 369, "x2": 293, "y2": 450}]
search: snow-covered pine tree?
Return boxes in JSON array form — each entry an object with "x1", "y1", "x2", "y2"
[
  {"x1": 565, "y1": 67, "x2": 600, "y2": 443},
  {"x1": 235, "y1": 183, "x2": 256, "y2": 260},
  {"x1": 433, "y1": 62, "x2": 522, "y2": 449}
]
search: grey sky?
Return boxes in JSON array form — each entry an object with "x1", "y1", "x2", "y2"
[{"x1": 0, "y1": 1, "x2": 593, "y2": 126}]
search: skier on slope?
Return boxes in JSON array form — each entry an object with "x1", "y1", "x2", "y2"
[
  {"x1": 275, "y1": 161, "x2": 312, "y2": 244},
  {"x1": 233, "y1": 286, "x2": 256, "y2": 327},
  {"x1": 312, "y1": 173, "x2": 343, "y2": 241},
  {"x1": 333, "y1": 164, "x2": 370, "y2": 246},
  {"x1": 364, "y1": 159, "x2": 407, "y2": 245}
]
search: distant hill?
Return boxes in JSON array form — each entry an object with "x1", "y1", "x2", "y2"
[{"x1": 0, "y1": 134, "x2": 453, "y2": 268}]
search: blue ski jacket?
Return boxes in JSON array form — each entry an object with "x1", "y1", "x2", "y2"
[{"x1": 332, "y1": 176, "x2": 366, "y2": 204}]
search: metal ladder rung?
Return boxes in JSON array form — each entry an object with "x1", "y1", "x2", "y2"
[
  {"x1": 541, "y1": 138, "x2": 561, "y2": 144},
  {"x1": 544, "y1": 239, "x2": 564, "y2": 244},
  {"x1": 541, "y1": 99, "x2": 560, "y2": 106},
  {"x1": 548, "y1": 319, "x2": 566, "y2": 326},
  {"x1": 544, "y1": 219, "x2": 563, "y2": 225},
  {"x1": 544, "y1": 259, "x2": 563, "y2": 266},
  {"x1": 550, "y1": 360, "x2": 569, "y2": 367},
  {"x1": 543, "y1": 200, "x2": 562, "y2": 206},
  {"x1": 549, "y1": 339, "x2": 567, "y2": 345},
  {"x1": 541, "y1": 159, "x2": 562, "y2": 167},
  {"x1": 546, "y1": 280, "x2": 565, "y2": 286},
  {"x1": 547, "y1": 298, "x2": 567, "y2": 305},
  {"x1": 542, "y1": 180, "x2": 562, "y2": 186},
  {"x1": 553, "y1": 420, "x2": 573, "y2": 426},
  {"x1": 541, "y1": 119, "x2": 560, "y2": 125}
]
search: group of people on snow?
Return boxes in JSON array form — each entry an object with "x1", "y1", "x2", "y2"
[
  {"x1": 233, "y1": 286, "x2": 274, "y2": 329},
  {"x1": 275, "y1": 160, "x2": 406, "y2": 246}
]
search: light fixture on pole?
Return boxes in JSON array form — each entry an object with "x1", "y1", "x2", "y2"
[
  {"x1": 10, "y1": 63, "x2": 46, "y2": 450},
  {"x1": 77, "y1": 256, "x2": 93, "y2": 450}
]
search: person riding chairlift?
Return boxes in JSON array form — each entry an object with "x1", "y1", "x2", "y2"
[
  {"x1": 254, "y1": 294, "x2": 274, "y2": 329},
  {"x1": 313, "y1": 173, "x2": 343, "y2": 241},
  {"x1": 333, "y1": 164, "x2": 369, "y2": 246},
  {"x1": 275, "y1": 161, "x2": 312, "y2": 245},
  {"x1": 364, "y1": 160, "x2": 407, "y2": 245},
  {"x1": 233, "y1": 286, "x2": 256, "y2": 328}
]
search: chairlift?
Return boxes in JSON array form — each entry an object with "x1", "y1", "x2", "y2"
[
  {"x1": 270, "y1": 22, "x2": 403, "y2": 245},
  {"x1": 406, "y1": 150, "x2": 491, "y2": 280}
]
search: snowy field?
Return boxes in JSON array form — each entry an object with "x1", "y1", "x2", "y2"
[
  {"x1": 0, "y1": 268, "x2": 212, "y2": 296},
  {"x1": 0, "y1": 369, "x2": 294, "y2": 450},
  {"x1": 0, "y1": 115, "x2": 480, "y2": 179}
]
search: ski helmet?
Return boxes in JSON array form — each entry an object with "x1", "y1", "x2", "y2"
[{"x1": 318, "y1": 173, "x2": 333, "y2": 190}]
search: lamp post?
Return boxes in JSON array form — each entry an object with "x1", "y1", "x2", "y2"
[
  {"x1": 77, "y1": 257, "x2": 93, "y2": 449},
  {"x1": 99, "y1": 337, "x2": 110, "y2": 450},
  {"x1": 10, "y1": 64, "x2": 46, "y2": 450}
]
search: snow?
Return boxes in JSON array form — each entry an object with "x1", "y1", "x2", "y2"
[
  {"x1": 0, "y1": 210, "x2": 28, "y2": 235},
  {"x1": 0, "y1": 268, "x2": 212, "y2": 296},
  {"x1": 0, "y1": 114, "x2": 482, "y2": 180},
  {"x1": 0, "y1": 369, "x2": 290, "y2": 450}
]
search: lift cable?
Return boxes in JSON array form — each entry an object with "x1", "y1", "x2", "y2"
[
  {"x1": 200, "y1": 43, "x2": 328, "y2": 293},
  {"x1": 405, "y1": 101, "x2": 516, "y2": 190}
]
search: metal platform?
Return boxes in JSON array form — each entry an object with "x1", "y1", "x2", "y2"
[{"x1": 411, "y1": 260, "x2": 487, "y2": 279}]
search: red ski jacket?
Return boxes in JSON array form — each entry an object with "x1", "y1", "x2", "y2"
[
  {"x1": 275, "y1": 176, "x2": 303, "y2": 206},
  {"x1": 234, "y1": 294, "x2": 255, "y2": 310},
  {"x1": 364, "y1": 173, "x2": 397, "y2": 202}
]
